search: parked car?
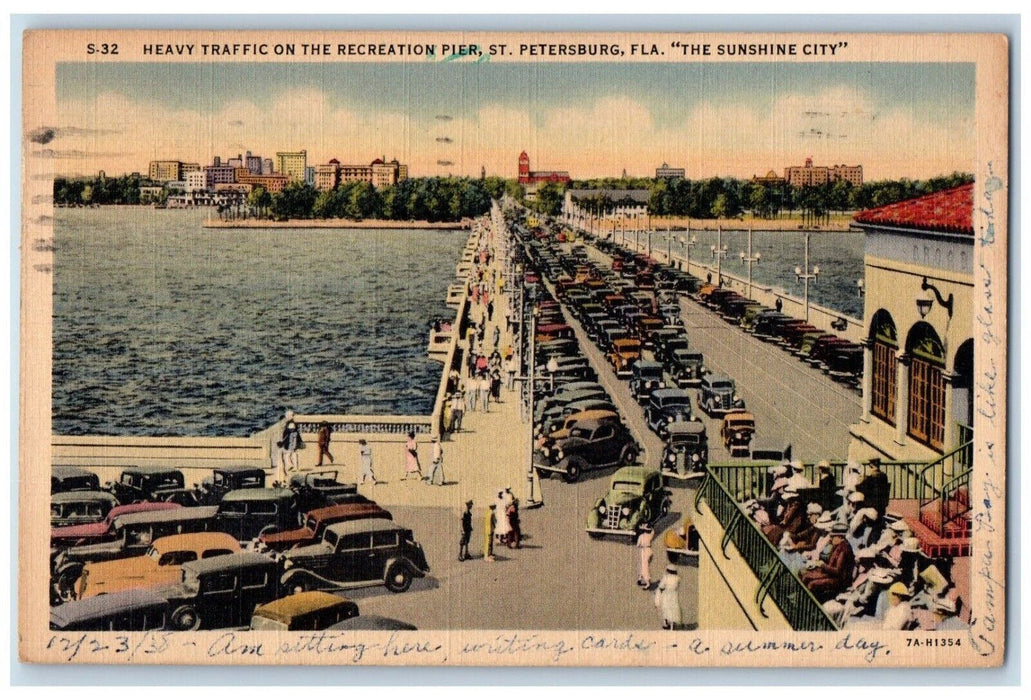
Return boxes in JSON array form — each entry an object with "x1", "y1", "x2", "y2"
[
  {"x1": 668, "y1": 350, "x2": 706, "y2": 388},
  {"x1": 663, "y1": 516, "x2": 700, "y2": 565},
  {"x1": 281, "y1": 520, "x2": 430, "y2": 594},
  {"x1": 697, "y1": 374, "x2": 746, "y2": 415},
  {"x1": 51, "y1": 507, "x2": 219, "y2": 603},
  {"x1": 660, "y1": 421, "x2": 709, "y2": 479},
  {"x1": 608, "y1": 338, "x2": 642, "y2": 378},
  {"x1": 250, "y1": 591, "x2": 360, "y2": 631},
  {"x1": 629, "y1": 360, "x2": 666, "y2": 403},
  {"x1": 826, "y1": 345, "x2": 864, "y2": 386},
  {"x1": 543, "y1": 409, "x2": 621, "y2": 442},
  {"x1": 76, "y1": 532, "x2": 241, "y2": 599},
  {"x1": 52, "y1": 501, "x2": 182, "y2": 550},
  {"x1": 585, "y1": 467, "x2": 671, "y2": 538},
  {"x1": 158, "y1": 552, "x2": 283, "y2": 631},
  {"x1": 108, "y1": 467, "x2": 199, "y2": 506},
  {"x1": 534, "y1": 416, "x2": 640, "y2": 483},
  {"x1": 645, "y1": 388, "x2": 695, "y2": 438},
  {"x1": 198, "y1": 466, "x2": 267, "y2": 505},
  {"x1": 259, "y1": 502, "x2": 392, "y2": 552},
  {"x1": 721, "y1": 410, "x2": 756, "y2": 457},
  {"x1": 51, "y1": 491, "x2": 119, "y2": 528},
  {"x1": 215, "y1": 487, "x2": 303, "y2": 540},
  {"x1": 539, "y1": 399, "x2": 620, "y2": 436},
  {"x1": 51, "y1": 466, "x2": 101, "y2": 494},
  {"x1": 50, "y1": 588, "x2": 169, "y2": 632}
]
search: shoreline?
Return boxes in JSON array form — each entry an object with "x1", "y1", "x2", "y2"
[
  {"x1": 594, "y1": 214, "x2": 857, "y2": 233},
  {"x1": 202, "y1": 217, "x2": 470, "y2": 230}
]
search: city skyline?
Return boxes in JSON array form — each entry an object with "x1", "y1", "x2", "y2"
[{"x1": 54, "y1": 61, "x2": 975, "y2": 180}]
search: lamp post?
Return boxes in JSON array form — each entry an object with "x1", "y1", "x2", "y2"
[
  {"x1": 711, "y1": 225, "x2": 728, "y2": 285},
  {"x1": 680, "y1": 233, "x2": 697, "y2": 275},
  {"x1": 794, "y1": 231, "x2": 820, "y2": 321},
  {"x1": 525, "y1": 293, "x2": 543, "y2": 508},
  {"x1": 739, "y1": 227, "x2": 761, "y2": 299},
  {"x1": 666, "y1": 225, "x2": 673, "y2": 263}
]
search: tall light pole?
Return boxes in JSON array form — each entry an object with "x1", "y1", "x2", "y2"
[
  {"x1": 794, "y1": 231, "x2": 820, "y2": 321},
  {"x1": 666, "y1": 224, "x2": 673, "y2": 263},
  {"x1": 526, "y1": 289, "x2": 543, "y2": 508},
  {"x1": 739, "y1": 227, "x2": 761, "y2": 299},
  {"x1": 711, "y1": 225, "x2": 728, "y2": 285}
]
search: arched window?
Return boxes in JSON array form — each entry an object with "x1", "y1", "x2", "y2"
[
  {"x1": 869, "y1": 310, "x2": 897, "y2": 424},
  {"x1": 906, "y1": 322, "x2": 946, "y2": 451}
]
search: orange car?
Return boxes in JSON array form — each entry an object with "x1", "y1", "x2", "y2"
[{"x1": 76, "y1": 531, "x2": 240, "y2": 599}]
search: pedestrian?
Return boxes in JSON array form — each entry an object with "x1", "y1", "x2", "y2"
[
  {"x1": 506, "y1": 499, "x2": 521, "y2": 549},
  {"x1": 505, "y1": 355, "x2": 517, "y2": 391},
  {"x1": 487, "y1": 299, "x2": 495, "y2": 322},
  {"x1": 459, "y1": 500, "x2": 474, "y2": 561},
  {"x1": 358, "y1": 439, "x2": 378, "y2": 484},
  {"x1": 775, "y1": 297, "x2": 783, "y2": 313},
  {"x1": 465, "y1": 376, "x2": 478, "y2": 413},
  {"x1": 477, "y1": 321, "x2": 486, "y2": 344},
  {"x1": 492, "y1": 325, "x2": 500, "y2": 350},
  {"x1": 490, "y1": 367, "x2": 502, "y2": 402},
  {"x1": 403, "y1": 431, "x2": 422, "y2": 481},
  {"x1": 636, "y1": 522, "x2": 655, "y2": 588},
  {"x1": 476, "y1": 353, "x2": 489, "y2": 376},
  {"x1": 315, "y1": 421, "x2": 334, "y2": 467},
  {"x1": 654, "y1": 565, "x2": 683, "y2": 630},
  {"x1": 278, "y1": 411, "x2": 303, "y2": 475},
  {"x1": 504, "y1": 309, "x2": 512, "y2": 333},
  {"x1": 450, "y1": 388, "x2": 465, "y2": 432},
  {"x1": 429, "y1": 436, "x2": 445, "y2": 486},
  {"x1": 479, "y1": 373, "x2": 491, "y2": 412},
  {"x1": 494, "y1": 490, "x2": 512, "y2": 545},
  {"x1": 484, "y1": 504, "x2": 497, "y2": 561}
]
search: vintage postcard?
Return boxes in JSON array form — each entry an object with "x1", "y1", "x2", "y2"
[{"x1": 19, "y1": 29, "x2": 1008, "y2": 668}]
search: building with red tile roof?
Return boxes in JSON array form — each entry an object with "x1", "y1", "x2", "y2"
[{"x1": 853, "y1": 183, "x2": 973, "y2": 236}]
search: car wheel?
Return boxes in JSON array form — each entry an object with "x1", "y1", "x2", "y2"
[
  {"x1": 55, "y1": 567, "x2": 82, "y2": 603},
  {"x1": 564, "y1": 460, "x2": 582, "y2": 483},
  {"x1": 170, "y1": 605, "x2": 202, "y2": 631},
  {"x1": 384, "y1": 563, "x2": 413, "y2": 593},
  {"x1": 639, "y1": 504, "x2": 653, "y2": 523},
  {"x1": 621, "y1": 445, "x2": 639, "y2": 465}
]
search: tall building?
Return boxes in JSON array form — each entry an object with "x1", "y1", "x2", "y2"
[
  {"x1": 517, "y1": 151, "x2": 571, "y2": 186},
  {"x1": 245, "y1": 152, "x2": 263, "y2": 175},
  {"x1": 203, "y1": 159, "x2": 236, "y2": 190},
  {"x1": 276, "y1": 150, "x2": 308, "y2": 182},
  {"x1": 262, "y1": 158, "x2": 275, "y2": 175},
  {"x1": 784, "y1": 157, "x2": 863, "y2": 188},
  {"x1": 314, "y1": 160, "x2": 340, "y2": 191},
  {"x1": 148, "y1": 160, "x2": 183, "y2": 182},
  {"x1": 655, "y1": 162, "x2": 686, "y2": 179}
]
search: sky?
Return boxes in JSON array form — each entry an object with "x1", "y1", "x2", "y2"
[{"x1": 52, "y1": 61, "x2": 976, "y2": 181}]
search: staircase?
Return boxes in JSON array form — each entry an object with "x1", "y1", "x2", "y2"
[{"x1": 905, "y1": 435, "x2": 974, "y2": 558}]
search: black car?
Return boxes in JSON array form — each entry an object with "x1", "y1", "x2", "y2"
[
  {"x1": 661, "y1": 421, "x2": 709, "y2": 478},
  {"x1": 215, "y1": 487, "x2": 303, "y2": 540},
  {"x1": 108, "y1": 467, "x2": 199, "y2": 506},
  {"x1": 629, "y1": 360, "x2": 666, "y2": 403},
  {"x1": 645, "y1": 388, "x2": 695, "y2": 438},
  {"x1": 50, "y1": 588, "x2": 170, "y2": 632},
  {"x1": 534, "y1": 416, "x2": 640, "y2": 483},
  {"x1": 198, "y1": 466, "x2": 267, "y2": 505},
  {"x1": 288, "y1": 471, "x2": 372, "y2": 514},
  {"x1": 282, "y1": 519, "x2": 430, "y2": 594},
  {"x1": 697, "y1": 374, "x2": 746, "y2": 415},
  {"x1": 668, "y1": 350, "x2": 705, "y2": 388},
  {"x1": 159, "y1": 552, "x2": 283, "y2": 630},
  {"x1": 51, "y1": 466, "x2": 101, "y2": 494}
]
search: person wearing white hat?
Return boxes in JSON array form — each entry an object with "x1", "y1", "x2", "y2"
[
  {"x1": 428, "y1": 436, "x2": 445, "y2": 486},
  {"x1": 801, "y1": 521, "x2": 856, "y2": 602},
  {"x1": 654, "y1": 565, "x2": 682, "y2": 630},
  {"x1": 834, "y1": 490, "x2": 865, "y2": 526},
  {"x1": 800, "y1": 512, "x2": 837, "y2": 572},
  {"x1": 494, "y1": 490, "x2": 512, "y2": 543},
  {"x1": 839, "y1": 460, "x2": 862, "y2": 498},
  {"x1": 763, "y1": 488, "x2": 804, "y2": 545},
  {"x1": 780, "y1": 502, "x2": 825, "y2": 570},
  {"x1": 787, "y1": 460, "x2": 812, "y2": 491},
  {"x1": 882, "y1": 582, "x2": 916, "y2": 630},
  {"x1": 932, "y1": 596, "x2": 965, "y2": 631}
]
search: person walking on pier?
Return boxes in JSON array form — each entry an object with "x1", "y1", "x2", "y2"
[
  {"x1": 465, "y1": 375, "x2": 478, "y2": 414},
  {"x1": 429, "y1": 436, "x2": 445, "y2": 486},
  {"x1": 484, "y1": 504, "x2": 497, "y2": 562},
  {"x1": 459, "y1": 500, "x2": 474, "y2": 561},
  {"x1": 278, "y1": 412, "x2": 302, "y2": 475},
  {"x1": 654, "y1": 566, "x2": 683, "y2": 630},
  {"x1": 450, "y1": 388, "x2": 465, "y2": 432},
  {"x1": 492, "y1": 324, "x2": 501, "y2": 350},
  {"x1": 505, "y1": 355, "x2": 517, "y2": 391},
  {"x1": 636, "y1": 522, "x2": 655, "y2": 588},
  {"x1": 403, "y1": 432, "x2": 423, "y2": 481},
  {"x1": 315, "y1": 421, "x2": 334, "y2": 467},
  {"x1": 358, "y1": 439, "x2": 379, "y2": 485},
  {"x1": 487, "y1": 299, "x2": 495, "y2": 322},
  {"x1": 479, "y1": 373, "x2": 491, "y2": 412}
]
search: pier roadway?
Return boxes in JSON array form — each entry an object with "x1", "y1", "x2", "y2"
[{"x1": 579, "y1": 242, "x2": 861, "y2": 460}]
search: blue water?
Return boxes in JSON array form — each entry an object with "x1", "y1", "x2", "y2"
[
  {"x1": 630, "y1": 228, "x2": 865, "y2": 318},
  {"x1": 53, "y1": 208, "x2": 466, "y2": 437}
]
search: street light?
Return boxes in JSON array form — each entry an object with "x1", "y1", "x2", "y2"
[
  {"x1": 711, "y1": 226, "x2": 728, "y2": 285},
  {"x1": 525, "y1": 295, "x2": 544, "y2": 508},
  {"x1": 793, "y1": 231, "x2": 819, "y2": 321},
  {"x1": 739, "y1": 227, "x2": 761, "y2": 299},
  {"x1": 679, "y1": 234, "x2": 697, "y2": 275}
]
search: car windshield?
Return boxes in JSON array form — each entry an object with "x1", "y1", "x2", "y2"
[
  {"x1": 711, "y1": 381, "x2": 733, "y2": 390},
  {"x1": 660, "y1": 396, "x2": 690, "y2": 407},
  {"x1": 640, "y1": 368, "x2": 663, "y2": 379},
  {"x1": 611, "y1": 481, "x2": 642, "y2": 493},
  {"x1": 569, "y1": 427, "x2": 591, "y2": 439},
  {"x1": 673, "y1": 434, "x2": 701, "y2": 445}
]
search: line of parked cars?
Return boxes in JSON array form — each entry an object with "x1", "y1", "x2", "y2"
[
  {"x1": 49, "y1": 464, "x2": 428, "y2": 631},
  {"x1": 693, "y1": 283, "x2": 863, "y2": 388}
]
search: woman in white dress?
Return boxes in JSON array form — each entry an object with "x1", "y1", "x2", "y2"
[{"x1": 654, "y1": 565, "x2": 683, "y2": 630}]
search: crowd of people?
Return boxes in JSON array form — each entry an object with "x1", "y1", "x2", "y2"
[{"x1": 741, "y1": 458, "x2": 967, "y2": 631}]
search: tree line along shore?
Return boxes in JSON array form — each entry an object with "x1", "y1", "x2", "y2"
[{"x1": 53, "y1": 171, "x2": 973, "y2": 226}]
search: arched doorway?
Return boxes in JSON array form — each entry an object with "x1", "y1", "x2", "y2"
[
  {"x1": 953, "y1": 339, "x2": 974, "y2": 434},
  {"x1": 906, "y1": 322, "x2": 946, "y2": 451},
  {"x1": 869, "y1": 309, "x2": 898, "y2": 425}
]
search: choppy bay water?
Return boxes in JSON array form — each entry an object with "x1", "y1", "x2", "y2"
[{"x1": 53, "y1": 208, "x2": 465, "y2": 436}]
